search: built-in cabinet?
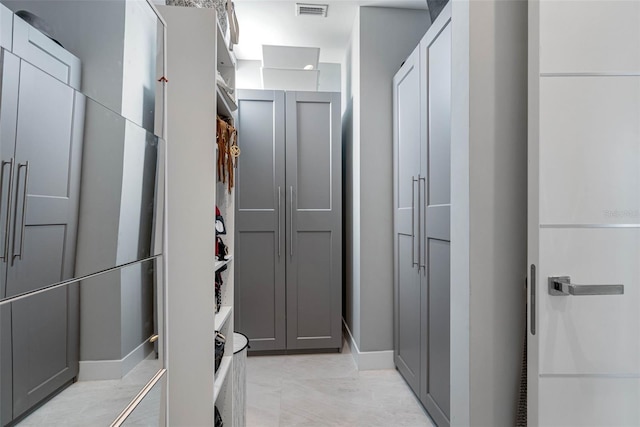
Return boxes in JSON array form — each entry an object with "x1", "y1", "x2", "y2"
[
  {"x1": 235, "y1": 89, "x2": 342, "y2": 352},
  {"x1": 0, "y1": 20, "x2": 83, "y2": 424},
  {"x1": 393, "y1": 4, "x2": 451, "y2": 427},
  {"x1": 160, "y1": 5, "x2": 238, "y2": 425}
]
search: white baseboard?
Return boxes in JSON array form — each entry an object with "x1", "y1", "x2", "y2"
[
  {"x1": 343, "y1": 320, "x2": 395, "y2": 370},
  {"x1": 79, "y1": 340, "x2": 153, "y2": 381}
]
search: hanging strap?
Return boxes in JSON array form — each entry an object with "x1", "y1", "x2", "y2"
[{"x1": 227, "y1": 0, "x2": 239, "y2": 46}]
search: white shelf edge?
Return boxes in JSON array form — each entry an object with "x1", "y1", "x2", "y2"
[
  {"x1": 213, "y1": 355, "x2": 233, "y2": 402},
  {"x1": 215, "y1": 255, "x2": 233, "y2": 271},
  {"x1": 216, "y1": 87, "x2": 235, "y2": 119},
  {"x1": 215, "y1": 305, "x2": 232, "y2": 331},
  {"x1": 216, "y1": 17, "x2": 236, "y2": 69}
]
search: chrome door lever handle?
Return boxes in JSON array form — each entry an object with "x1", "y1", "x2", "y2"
[{"x1": 548, "y1": 276, "x2": 624, "y2": 296}]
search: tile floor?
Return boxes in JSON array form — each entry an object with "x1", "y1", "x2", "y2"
[
  {"x1": 246, "y1": 341, "x2": 435, "y2": 427},
  {"x1": 17, "y1": 356, "x2": 162, "y2": 426},
  {"x1": 15, "y1": 341, "x2": 433, "y2": 426}
]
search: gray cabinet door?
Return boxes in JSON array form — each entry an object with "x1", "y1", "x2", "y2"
[
  {"x1": 0, "y1": 48, "x2": 19, "y2": 427},
  {"x1": 12, "y1": 16, "x2": 82, "y2": 90},
  {"x1": 420, "y1": 10, "x2": 451, "y2": 427},
  {"x1": 393, "y1": 47, "x2": 423, "y2": 396},
  {"x1": 235, "y1": 90, "x2": 342, "y2": 352},
  {"x1": 0, "y1": 50, "x2": 19, "y2": 298},
  {"x1": 5, "y1": 59, "x2": 82, "y2": 419},
  {"x1": 285, "y1": 91, "x2": 342, "y2": 350},
  {"x1": 235, "y1": 90, "x2": 287, "y2": 351}
]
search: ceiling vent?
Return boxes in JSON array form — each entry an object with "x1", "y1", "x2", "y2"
[{"x1": 296, "y1": 3, "x2": 328, "y2": 17}]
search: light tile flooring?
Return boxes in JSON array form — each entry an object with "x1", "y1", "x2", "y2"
[
  {"x1": 246, "y1": 342, "x2": 435, "y2": 427},
  {"x1": 17, "y1": 356, "x2": 162, "y2": 426},
  {"x1": 15, "y1": 342, "x2": 432, "y2": 426}
]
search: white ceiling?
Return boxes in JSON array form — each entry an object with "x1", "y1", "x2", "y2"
[{"x1": 233, "y1": 0, "x2": 428, "y2": 63}]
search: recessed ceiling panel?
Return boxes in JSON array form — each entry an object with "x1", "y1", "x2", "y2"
[{"x1": 262, "y1": 45, "x2": 320, "y2": 70}]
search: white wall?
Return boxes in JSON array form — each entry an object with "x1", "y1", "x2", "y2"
[
  {"x1": 342, "y1": 6, "x2": 430, "y2": 359},
  {"x1": 450, "y1": 1, "x2": 528, "y2": 425},
  {"x1": 237, "y1": 59, "x2": 341, "y2": 91}
]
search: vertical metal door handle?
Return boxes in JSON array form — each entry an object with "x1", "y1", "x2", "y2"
[
  {"x1": 12, "y1": 161, "x2": 29, "y2": 264},
  {"x1": 278, "y1": 186, "x2": 281, "y2": 258},
  {"x1": 0, "y1": 159, "x2": 14, "y2": 262},
  {"x1": 419, "y1": 175, "x2": 426, "y2": 272},
  {"x1": 412, "y1": 176, "x2": 418, "y2": 268},
  {"x1": 289, "y1": 186, "x2": 293, "y2": 257},
  {"x1": 548, "y1": 276, "x2": 624, "y2": 296},
  {"x1": 530, "y1": 264, "x2": 536, "y2": 335}
]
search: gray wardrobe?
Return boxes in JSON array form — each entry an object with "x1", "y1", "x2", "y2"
[
  {"x1": 393, "y1": 5, "x2": 451, "y2": 427},
  {"x1": 234, "y1": 89, "x2": 342, "y2": 352},
  {"x1": 0, "y1": 39, "x2": 83, "y2": 425}
]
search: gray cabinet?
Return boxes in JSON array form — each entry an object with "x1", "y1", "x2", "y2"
[
  {"x1": 393, "y1": 5, "x2": 451, "y2": 427},
  {"x1": 0, "y1": 47, "x2": 82, "y2": 424},
  {"x1": 393, "y1": 45, "x2": 422, "y2": 395},
  {"x1": 235, "y1": 89, "x2": 342, "y2": 352}
]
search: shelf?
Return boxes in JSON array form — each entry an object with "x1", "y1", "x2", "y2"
[
  {"x1": 213, "y1": 355, "x2": 233, "y2": 402},
  {"x1": 215, "y1": 305, "x2": 232, "y2": 331},
  {"x1": 216, "y1": 18, "x2": 236, "y2": 70},
  {"x1": 216, "y1": 87, "x2": 237, "y2": 119},
  {"x1": 215, "y1": 255, "x2": 233, "y2": 271}
]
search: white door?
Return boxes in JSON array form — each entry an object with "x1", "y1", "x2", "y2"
[{"x1": 528, "y1": 1, "x2": 640, "y2": 425}]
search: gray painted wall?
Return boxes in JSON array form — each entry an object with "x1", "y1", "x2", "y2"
[
  {"x1": 342, "y1": 6, "x2": 430, "y2": 353},
  {"x1": 450, "y1": 1, "x2": 528, "y2": 426},
  {"x1": 450, "y1": 1, "x2": 471, "y2": 423},
  {"x1": 358, "y1": 6, "x2": 430, "y2": 353},
  {"x1": 342, "y1": 8, "x2": 361, "y2": 347},
  {"x1": 77, "y1": 100, "x2": 126, "y2": 361},
  {"x1": 77, "y1": 103, "x2": 156, "y2": 363},
  {"x1": 237, "y1": 59, "x2": 341, "y2": 92}
]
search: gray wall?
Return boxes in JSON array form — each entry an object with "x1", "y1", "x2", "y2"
[
  {"x1": 342, "y1": 8, "x2": 361, "y2": 346},
  {"x1": 342, "y1": 6, "x2": 430, "y2": 353},
  {"x1": 77, "y1": 103, "x2": 156, "y2": 363},
  {"x1": 118, "y1": 121, "x2": 156, "y2": 357},
  {"x1": 77, "y1": 100, "x2": 126, "y2": 361},
  {"x1": 450, "y1": 1, "x2": 528, "y2": 426},
  {"x1": 237, "y1": 59, "x2": 342, "y2": 92},
  {"x1": 122, "y1": 0, "x2": 158, "y2": 132}
]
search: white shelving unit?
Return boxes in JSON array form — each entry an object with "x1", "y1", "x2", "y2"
[
  {"x1": 213, "y1": 355, "x2": 233, "y2": 402},
  {"x1": 214, "y1": 11, "x2": 237, "y2": 425},
  {"x1": 215, "y1": 305, "x2": 233, "y2": 331},
  {"x1": 160, "y1": 5, "x2": 237, "y2": 426}
]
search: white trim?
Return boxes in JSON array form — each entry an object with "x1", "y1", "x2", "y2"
[
  {"x1": 343, "y1": 320, "x2": 394, "y2": 371},
  {"x1": 79, "y1": 341, "x2": 153, "y2": 381}
]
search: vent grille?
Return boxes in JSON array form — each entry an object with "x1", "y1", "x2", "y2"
[{"x1": 296, "y1": 3, "x2": 328, "y2": 17}]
